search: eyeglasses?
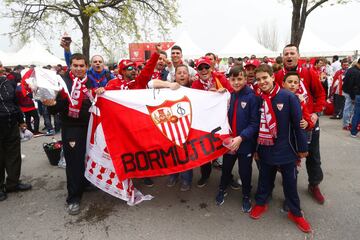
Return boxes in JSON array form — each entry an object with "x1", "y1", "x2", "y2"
[
  {"x1": 124, "y1": 66, "x2": 136, "y2": 71},
  {"x1": 197, "y1": 65, "x2": 210, "y2": 71}
]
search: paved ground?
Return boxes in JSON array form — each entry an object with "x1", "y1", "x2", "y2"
[{"x1": 0, "y1": 116, "x2": 359, "y2": 240}]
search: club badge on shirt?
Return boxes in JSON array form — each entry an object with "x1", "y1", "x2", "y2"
[
  {"x1": 241, "y1": 101, "x2": 247, "y2": 109},
  {"x1": 276, "y1": 103, "x2": 284, "y2": 111}
]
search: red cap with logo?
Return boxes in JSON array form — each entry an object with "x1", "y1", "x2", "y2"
[
  {"x1": 118, "y1": 59, "x2": 136, "y2": 70},
  {"x1": 244, "y1": 59, "x2": 261, "y2": 68},
  {"x1": 196, "y1": 57, "x2": 211, "y2": 68}
]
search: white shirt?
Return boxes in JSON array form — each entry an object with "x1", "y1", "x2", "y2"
[{"x1": 331, "y1": 60, "x2": 341, "y2": 74}]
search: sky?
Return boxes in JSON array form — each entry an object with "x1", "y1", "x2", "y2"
[{"x1": 0, "y1": 0, "x2": 359, "y2": 59}]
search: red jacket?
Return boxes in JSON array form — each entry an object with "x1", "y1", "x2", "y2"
[
  {"x1": 191, "y1": 71, "x2": 233, "y2": 92},
  {"x1": 106, "y1": 52, "x2": 159, "y2": 90},
  {"x1": 274, "y1": 65, "x2": 326, "y2": 114},
  {"x1": 330, "y1": 69, "x2": 345, "y2": 96}
]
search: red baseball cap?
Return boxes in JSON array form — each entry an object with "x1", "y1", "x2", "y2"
[
  {"x1": 118, "y1": 59, "x2": 136, "y2": 70},
  {"x1": 196, "y1": 57, "x2": 211, "y2": 68},
  {"x1": 244, "y1": 59, "x2": 261, "y2": 68}
]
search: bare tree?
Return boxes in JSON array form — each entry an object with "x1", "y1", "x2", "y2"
[
  {"x1": 257, "y1": 20, "x2": 279, "y2": 52},
  {"x1": 280, "y1": 0, "x2": 353, "y2": 47},
  {"x1": 3, "y1": 0, "x2": 180, "y2": 61}
]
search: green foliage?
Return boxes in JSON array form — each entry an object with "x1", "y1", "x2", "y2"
[{"x1": 2, "y1": 0, "x2": 180, "y2": 61}]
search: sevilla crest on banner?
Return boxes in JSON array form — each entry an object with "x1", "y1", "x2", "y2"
[
  {"x1": 96, "y1": 87, "x2": 231, "y2": 181},
  {"x1": 147, "y1": 96, "x2": 192, "y2": 146}
]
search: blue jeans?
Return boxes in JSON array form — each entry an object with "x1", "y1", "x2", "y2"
[
  {"x1": 343, "y1": 93, "x2": 354, "y2": 127},
  {"x1": 169, "y1": 170, "x2": 193, "y2": 185},
  {"x1": 350, "y1": 95, "x2": 360, "y2": 135}
]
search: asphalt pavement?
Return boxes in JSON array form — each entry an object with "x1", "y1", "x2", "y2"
[{"x1": 0, "y1": 116, "x2": 359, "y2": 240}]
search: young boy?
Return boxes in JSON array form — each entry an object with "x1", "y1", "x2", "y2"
[
  {"x1": 283, "y1": 71, "x2": 314, "y2": 133},
  {"x1": 148, "y1": 64, "x2": 193, "y2": 191},
  {"x1": 249, "y1": 64, "x2": 312, "y2": 233},
  {"x1": 215, "y1": 66, "x2": 260, "y2": 213}
]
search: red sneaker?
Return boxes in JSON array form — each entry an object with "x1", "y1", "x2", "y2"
[
  {"x1": 308, "y1": 185, "x2": 325, "y2": 204},
  {"x1": 288, "y1": 212, "x2": 312, "y2": 233},
  {"x1": 249, "y1": 204, "x2": 268, "y2": 219}
]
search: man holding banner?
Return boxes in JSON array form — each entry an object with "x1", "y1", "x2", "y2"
[{"x1": 43, "y1": 53, "x2": 94, "y2": 215}]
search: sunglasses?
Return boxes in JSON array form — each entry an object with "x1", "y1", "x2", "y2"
[
  {"x1": 197, "y1": 65, "x2": 210, "y2": 71},
  {"x1": 124, "y1": 66, "x2": 136, "y2": 71}
]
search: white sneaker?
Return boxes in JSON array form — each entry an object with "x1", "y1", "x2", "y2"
[{"x1": 67, "y1": 203, "x2": 80, "y2": 215}]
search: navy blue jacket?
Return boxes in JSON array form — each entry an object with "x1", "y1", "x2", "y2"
[
  {"x1": 257, "y1": 89, "x2": 308, "y2": 165},
  {"x1": 228, "y1": 86, "x2": 260, "y2": 154}
]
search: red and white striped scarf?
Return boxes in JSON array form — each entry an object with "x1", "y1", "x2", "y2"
[
  {"x1": 68, "y1": 71, "x2": 90, "y2": 118},
  {"x1": 258, "y1": 83, "x2": 280, "y2": 146}
]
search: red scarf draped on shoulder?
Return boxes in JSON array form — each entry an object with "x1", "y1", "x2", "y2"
[
  {"x1": 68, "y1": 71, "x2": 90, "y2": 118},
  {"x1": 258, "y1": 83, "x2": 280, "y2": 146}
]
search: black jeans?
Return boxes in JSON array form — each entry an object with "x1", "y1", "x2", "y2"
[
  {"x1": 24, "y1": 109, "x2": 40, "y2": 133},
  {"x1": 62, "y1": 126, "x2": 89, "y2": 204},
  {"x1": 333, "y1": 94, "x2": 345, "y2": 118},
  {"x1": 220, "y1": 153, "x2": 252, "y2": 196},
  {"x1": 306, "y1": 120, "x2": 323, "y2": 186},
  {"x1": 0, "y1": 122, "x2": 22, "y2": 190}
]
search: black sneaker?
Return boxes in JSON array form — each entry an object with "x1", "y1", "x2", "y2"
[
  {"x1": 215, "y1": 190, "x2": 227, "y2": 206},
  {"x1": 197, "y1": 178, "x2": 208, "y2": 188},
  {"x1": 0, "y1": 191, "x2": 7, "y2": 201},
  {"x1": 6, "y1": 182, "x2": 32, "y2": 193},
  {"x1": 144, "y1": 178, "x2": 154, "y2": 187},
  {"x1": 242, "y1": 196, "x2": 252, "y2": 213}
]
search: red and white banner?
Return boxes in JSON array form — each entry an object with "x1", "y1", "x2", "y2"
[{"x1": 93, "y1": 87, "x2": 231, "y2": 181}]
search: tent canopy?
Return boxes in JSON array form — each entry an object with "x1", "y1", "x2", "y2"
[
  {"x1": 219, "y1": 27, "x2": 276, "y2": 58},
  {"x1": 339, "y1": 33, "x2": 360, "y2": 51},
  {"x1": 2, "y1": 38, "x2": 66, "y2": 67},
  {"x1": 299, "y1": 30, "x2": 338, "y2": 56},
  {"x1": 168, "y1": 31, "x2": 205, "y2": 59}
]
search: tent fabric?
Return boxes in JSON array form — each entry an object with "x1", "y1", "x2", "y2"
[
  {"x1": 168, "y1": 31, "x2": 205, "y2": 59},
  {"x1": 219, "y1": 27, "x2": 276, "y2": 57},
  {"x1": 339, "y1": 33, "x2": 360, "y2": 51},
  {"x1": 2, "y1": 38, "x2": 66, "y2": 67},
  {"x1": 299, "y1": 30, "x2": 338, "y2": 56}
]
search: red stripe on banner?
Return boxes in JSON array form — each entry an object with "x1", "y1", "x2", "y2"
[
  {"x1": 97, "y1": 97, "x2": 229, "y2": 181},
  {"x1": 179, "y1": 117, "x2": 187, "y2": 141},
  {"x1": 185, "y1": 115, "x2": 191, "y2": 127},
  {"x1": 167, "y1": 122, "x2": 176, "y2": 142},
  {"x1": 174, "y1": 121, "x2": 182, "y2": 144},
  {"x1": 160, "y1": 123, "x2": 166, "y2": 135}
]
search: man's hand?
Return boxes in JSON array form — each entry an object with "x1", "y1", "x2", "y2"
[
  {"x1": 310, "y1": 113, "x2": 318, "y2": 124},
  {"x1": 217, "y1": 88, "x2": 227, "y2": 93},
  {"x1": 300, "y1": 119, "x2": 308, "y2": 129},
  {"x1": 95, "y1": 87, "x2": 105, "y2": 95},
  {"x1": 169, "y1": 82, "x2": 180, "y2": 90},
  {"x1": 229, "y1": 136, "x2": 242, "y2": 152},
  {"x1": 298, "y1": 152, "x2": 308, "y2": 158},
  {"x1": 42, "y1": 99, "x2": 57, "y2": 106},
  {"x1": 155, "y1": 43, "x2": 162, "y2": 54},
  {"x1": 60, "y1": 37, "x2": 71, "y2": 52}
]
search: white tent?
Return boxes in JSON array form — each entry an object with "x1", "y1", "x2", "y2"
[
  {"x1": 219, "y1": 27, "x2": 276, "y2": 57},
  {"x1": 3, "y1": 38, "x2": 66, "y2": 66},
  {"x1": 168, "y1": 31, "x2": 205, "y2": 59},
  {"x1": 339, "y1": 33, "x2": 360, "y2": 52},
  {"x1": 299, "y1": 30, "x2": 338, "y2": 56}
]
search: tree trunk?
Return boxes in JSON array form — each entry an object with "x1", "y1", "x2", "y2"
[
  {"x1": 81, "y1": 15, "x2": 91, "y2": 63},
  {"x1": 290, "y1": 0, "x2": 308, "y2": 49}
]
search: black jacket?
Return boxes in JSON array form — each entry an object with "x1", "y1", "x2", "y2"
[
  {"x1": 343, "y1": 65, "x2": 360, "y2": 100},
  {"x1": 0, "y1": 76, "x2": 24, "y2": 125},
  {"x1": 48, "y1": 71, "x2": 92, "y2": 128}
]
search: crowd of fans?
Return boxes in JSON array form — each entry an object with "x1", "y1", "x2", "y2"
[{"x1": 1, "y1": 35, "x2": 359, "y2": 234}]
